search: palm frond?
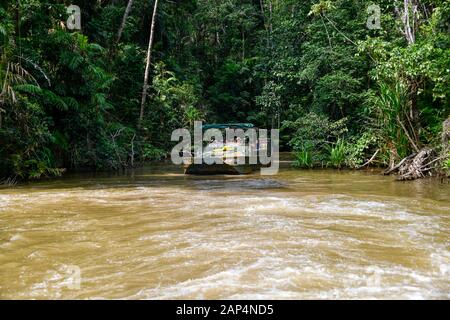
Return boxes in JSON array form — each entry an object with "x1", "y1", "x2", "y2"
[
  {"x1": 14, "y1": 55, "x2": 51, "y2": 86},
  {"x1": 41, "y1": 89, "x2": 68, "y2": 111},
  {"x1": 15, "y1": 84, "x2": 42, "y2": 95}
]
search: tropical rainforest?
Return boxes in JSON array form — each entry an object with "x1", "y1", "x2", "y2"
[{"x1": 0, "y1": 0, "x2": 449, "y2": 182}]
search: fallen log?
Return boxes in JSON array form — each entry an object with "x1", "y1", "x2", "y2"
[
  {"x1": 383, "y1": 148, "x2": 440, "y2": 181},
  {"x1": 398, "y1": 148, "x2": 434, "y2": 180},
  {"x1": 385, "y1": 118, "x2": 450, "y2": 181}
]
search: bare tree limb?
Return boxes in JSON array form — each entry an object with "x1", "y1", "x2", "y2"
[
  {"x1": 383, "y1": 153, "x2": 416, "y2": 175},
  {"x1": 397, "y1": 115, "x2": 420, "y2": 153},
  {"x1": 357, "y1": 149, "x2": 380, "y2": 169}
]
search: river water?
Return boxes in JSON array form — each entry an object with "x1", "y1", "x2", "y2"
[{"x1": 0, "y1": 163, "x2": 449, "y2": 299}]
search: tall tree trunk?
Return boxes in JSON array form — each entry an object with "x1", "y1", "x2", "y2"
[
  {"x1": 139, "y1": 0, "x2": 159, "y2": 124},
  {"x1": 401, "y1": 0, "x2": 418, "y2": 45},
  {"x1": 403, "y1": 0, "x2": 420, "y2": 144},
  {"x1": 396, "y1": 0, "x2": 421, "y2": 148},
  {"x1": 268, "y1": 0, "x2": 273, "y2": 49},
  {"x1": 116, "y1": 0, "x2": 134, "y2": 43}
]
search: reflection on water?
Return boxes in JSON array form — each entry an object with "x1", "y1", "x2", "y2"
[{"x1": 0, "y1": 163, "x2": 449, "y2": 299}]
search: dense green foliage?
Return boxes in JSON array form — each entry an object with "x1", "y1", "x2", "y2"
[{"x1": 0, "y1": 0, "x2": 448, "y2": 179}]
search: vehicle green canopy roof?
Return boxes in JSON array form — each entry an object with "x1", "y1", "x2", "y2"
[{"x1": 202, "y1": 123, "x2": 254, "y2": 130}]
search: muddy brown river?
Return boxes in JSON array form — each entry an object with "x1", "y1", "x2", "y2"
[{"x1": 0, "y1": 163, "x2": 449, "y2": 299}]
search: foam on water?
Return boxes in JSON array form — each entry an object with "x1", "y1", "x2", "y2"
[{"x1": 0, "y1": 169, "x2": 449, "y2": 299}]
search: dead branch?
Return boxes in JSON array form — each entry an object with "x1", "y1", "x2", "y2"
[
  {"x1": 383, "y1": 152, "x2": 416, "y2": 175},
  {"x1": 357, "y1": 149, "x2": 380, "y2": 169},
  {"x1": 397, "y1": 114, "x2": 420, "y2": 152},
  {"x1": 398, "y1": 148, "x2": 434, "y2": 180}
]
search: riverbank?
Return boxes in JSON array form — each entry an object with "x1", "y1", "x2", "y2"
[{"x1": 2, "y1": 153, "x2": 448, "y2": 190}]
